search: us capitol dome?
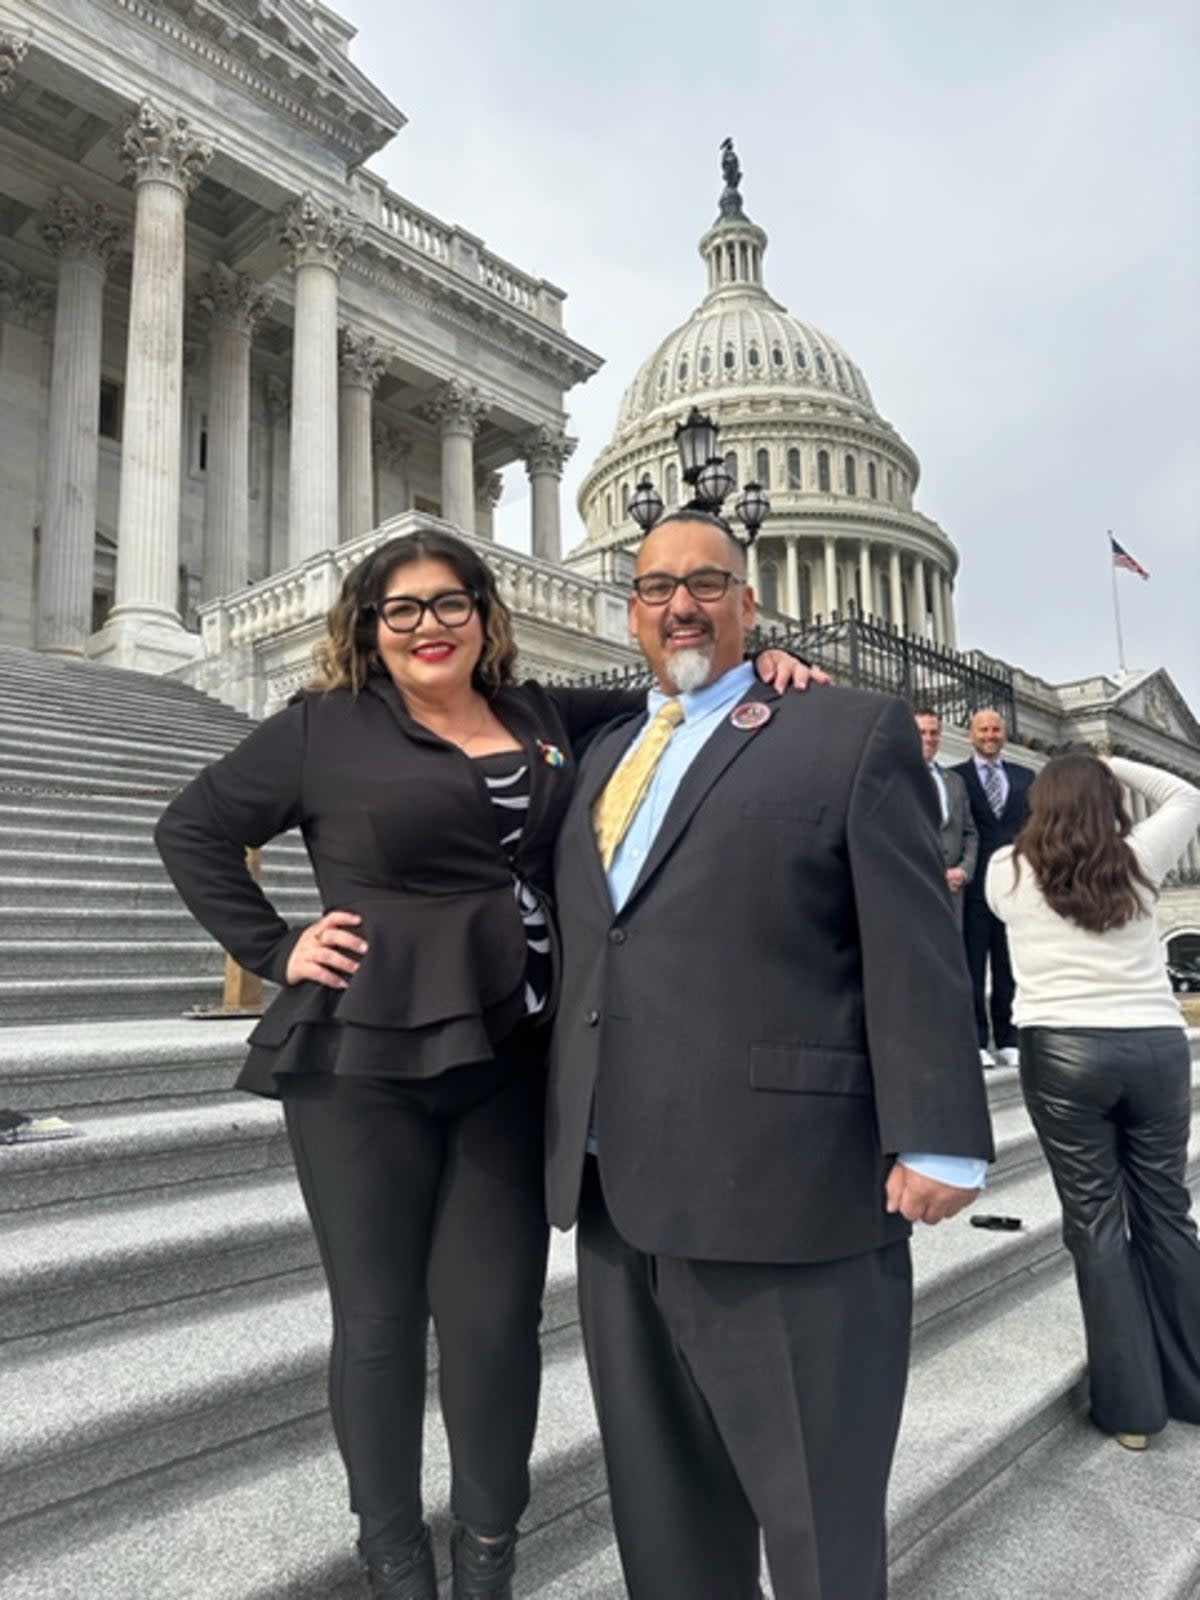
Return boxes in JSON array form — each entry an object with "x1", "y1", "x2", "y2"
[{"x1": 569, "y1": 145, "x2": 960, "y2": 646}]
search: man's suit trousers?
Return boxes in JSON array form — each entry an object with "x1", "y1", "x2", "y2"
[
  {"x1": 963, "y1": 897, "x2": 1017, "y2": 1050},
  {"x1": 576, "y1": 1162, "x2": 912, "y2": 1600}
]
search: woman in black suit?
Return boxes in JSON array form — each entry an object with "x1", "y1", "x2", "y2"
[{"x1": 156, "y1": 527, "x2": 809, "y2": 1599}]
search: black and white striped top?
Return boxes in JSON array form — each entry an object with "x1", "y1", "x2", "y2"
[{"x1": 475, "y1": 752, "x2": 551, "y2": 1017}]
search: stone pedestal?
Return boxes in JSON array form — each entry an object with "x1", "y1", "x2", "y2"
[
  {"x1": 338, "y1": 328, "x2": 387, "y2": 543},
  {"x1": 430, "y1": 379, "x2": 483, "y2": 533},
  {"x1": 280, "y1": 195, "x2": 360, "y2": 564},
  {"x1": 197, "y1": 263, "x2": 271, "y2": 601},
  {"x1": 520, "y1": 424, "x2": 574, "y2": 562},
  {"x1": 35, "y1": 193, "x2": 122, "y2": 654},
  {"x1": 90, "y1": 101, "x2": 211, "y2": 671}
]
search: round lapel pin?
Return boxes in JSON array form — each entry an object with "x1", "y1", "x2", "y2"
[{"x1": 730, "y1": 701, "x2": 772, "y2": 731}]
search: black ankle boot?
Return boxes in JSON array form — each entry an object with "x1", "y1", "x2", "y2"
[
  {"x1": 450, "y1": 1523, "x2": 516, "y2": 1600},
  {"x1": 361, "y1": 1523, "x2": 436, "y2": 1600}
]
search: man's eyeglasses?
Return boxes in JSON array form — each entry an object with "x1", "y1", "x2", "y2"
[
  {"x1": 631, "y1": 568, "x2": 746, "y2": 606},
  {"x1": 372, "y1": 589, "x2": 478, "y2": 633}
]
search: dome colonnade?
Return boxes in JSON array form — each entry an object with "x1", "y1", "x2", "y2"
[{"x1": 572, "y1": 146, "x2": 958, "y2": 647}]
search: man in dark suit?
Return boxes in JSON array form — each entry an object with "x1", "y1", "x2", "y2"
[
  {"x1": 952, "y1": 709, "x2": 1034, "y2": 1067},
  {"x1": 914, "y1": 706, "x2": 977, "y2": 925},
  {"x1": 545, "y1": 513, "x2": 994, "y2": 1600}
]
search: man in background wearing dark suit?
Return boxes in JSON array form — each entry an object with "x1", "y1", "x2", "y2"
[
  {"x1": 952, "y1": 709, "x2": 1033, "y2": 1067},
  {"x1": 914, "y1": 707, "x2": 977, "y2": 925},
  {"x1": 545, "y1": 513, "x2": 994, "y2": 1600}
]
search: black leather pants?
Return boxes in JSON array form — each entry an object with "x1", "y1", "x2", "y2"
[{"x1": 1020, "y1": 1026, "x2": 1200, "y2": 1435}]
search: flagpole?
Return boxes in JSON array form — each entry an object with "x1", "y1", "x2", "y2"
[{"x1": 1108, "y1": 529, "x2": 1127, "y2": 675}]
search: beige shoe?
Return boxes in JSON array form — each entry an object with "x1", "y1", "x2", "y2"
[{"x1": 1114, "y1": 1432, "x2": 1149, "y2": 1451}]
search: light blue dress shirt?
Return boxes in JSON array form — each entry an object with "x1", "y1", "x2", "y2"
[{"x1": 602, "y1": 661, "x2": 986, "y2": 1193}]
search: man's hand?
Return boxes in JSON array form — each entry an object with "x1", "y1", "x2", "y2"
[
  {"x1": 285, "y1": 909, "x2": 367, "y2": 988},
  {"x1": 945, "y1": 866, "x2": 967, "y2": 893},
  {"x1": 885, "y1": 1161, "x2": 979, "y2": 1225},
  {"x1": 755, "y1": 650, "x2": 833, "y2": 692}
]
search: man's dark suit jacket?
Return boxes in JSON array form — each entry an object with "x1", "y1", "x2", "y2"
[
  {"x1": 545, "y1": 683, "x2": 995, "y2": 1266},
  {"x1": 950, "y1": 757, "x2": 1034, "y2": 902}
]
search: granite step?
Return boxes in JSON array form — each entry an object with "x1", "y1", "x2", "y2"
[
  {"x1": 0, "y1": 872, "x2": 317, "y2": 913},
  {"x1": 0, "y1": 847, "x2": 317, "y2": 884},
  {"x1": 0, "y1": 703, "x2": 248, "y2": 748},
  {"x1": 0, "y1": 1099, "x2": 290, "y2": 1213},
  {"x1": 0, "y1": 938, "x2": 239, "y2": 980},
  {"x1": 0, "y1": 1016, "x2": 256, "y2": 1112},
  {"x1": 0, "y1": 718, "x2": 239, "y2": 769},
  {"x1": 0, "y1": 824, "x2": 306, "y2": 862},
  {"x1": 0, "y1": 739, "x2": 228, "y2": 785},
  {"x1": 0, "y1": 974, "x2": 231, "y2": 1023}
]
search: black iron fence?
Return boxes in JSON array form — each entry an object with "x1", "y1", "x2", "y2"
[{"x1": 570, "y1": 607, "x2": 1017, "y2": 736}]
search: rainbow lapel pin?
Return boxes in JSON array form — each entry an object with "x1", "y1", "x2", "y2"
[{"x1": 536, "y1": 739, "x2": 566, "y2": 768}]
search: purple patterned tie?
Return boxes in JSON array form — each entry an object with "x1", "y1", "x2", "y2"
[{"x1": 982, "y1": 762, "x2": 1005, "y2": 819}]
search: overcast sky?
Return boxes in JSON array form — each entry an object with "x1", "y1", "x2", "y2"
[{"x1": 333, "y1": 0, "x2": 1199, "y2": 714}]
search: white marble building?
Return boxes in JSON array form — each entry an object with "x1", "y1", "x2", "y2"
[
  {"x1": 571, "y1": 155, "x2": 959, "y2": 646},
  {"x1": 0, "y1": 0, "x2": 600, "y2": 673}
]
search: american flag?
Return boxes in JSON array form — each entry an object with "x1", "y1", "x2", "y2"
[{"x1": 1109, "y1": 533, "x2": 1150, "y2": 581}]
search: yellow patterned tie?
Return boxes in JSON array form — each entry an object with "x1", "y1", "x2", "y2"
[{"x1": 593, "y1": 698, "x2": 685, "y2": 869}]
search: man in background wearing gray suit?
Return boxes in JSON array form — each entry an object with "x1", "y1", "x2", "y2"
[{"x1": 914, "y1": 707, "x2": 977, "y2": 925}]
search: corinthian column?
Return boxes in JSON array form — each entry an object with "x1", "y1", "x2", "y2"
[
  {"x1": 196, "y1": 263, "x2": 272, "y2": 600},
  {"x1": 338, "y1": 328, "x2": 387, "y2": 543},
  {"x1": 280, "y1": 194, "x2": 360, "y2": 563},
  {"x1": 36, "y1": 192, "x2": 123, "y2": 654},
  {"x1": 909, "y1": 555, "x2": 927, "y2": 640},
  {"x1": 92, "y1": 101, "x2": 211, "y2": 669},
  {"x1": 520, "y1": 424, "x2": 575, "y2": 561},
  {"x1": 823, "y1": 536, "x2": 838, "y2": 617},
  {"x1": 888, "y1": 548, "x2": 903, "y2": 628},
  {"x1": 430, "y1": 379, "x2": 484, "y2": 533}
]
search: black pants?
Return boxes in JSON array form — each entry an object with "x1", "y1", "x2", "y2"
[
  {"x1": 963, "y1": 896, "x2": 1017, "y2": 1049},
  {"x1": 1020, "y1": 1026, "x2": 1200, "y2": 1435},
  {"x1": 576, "y1": 1164, "x2": 912, "y2": 1600},
  {"x1": 282, "y1": 1048, "x2": 549, "y2": 1556}
]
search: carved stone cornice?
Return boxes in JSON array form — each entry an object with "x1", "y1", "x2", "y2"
[
  {"x1": 520, "y1": 424, "x2": 576, "y2": 477},
  {"x1": 0, "y1": 30, "x2": 28, "y2": 95},
  {"x1": 264, "y1": 373, "x2": 290, "y2": 421},
  {"x1": 372, "y1": 420, "x2": 412, "y2": 469},
  {"x1": 279, "y1": 194, "x2": 361, "y2": 273},
  {"x1": 196, "y1": 261, "x2": 273, "y2": 335},
  {"x1": 475, "y1": 468, "x2": 504, "y2": 510},
  {"x1": 38, "y1": 191, "x2": 125, "y2": 269},
  {"x1": 426, "y1": 378, "x2": 484, "y2": 438},
  {"x1": 339, "y1": 327, "x2": 388, "y2": 392},
  {"x1": 0, "y1": 269, "x2": 53, "y2": 331},
  {"x1": 119, "y1": 100, "x2": 213, "y2": 195}
]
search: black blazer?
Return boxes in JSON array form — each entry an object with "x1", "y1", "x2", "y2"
[
  {"x1": 155, "y1": 676, "x2": 638, "y2": 1094},
  {"x1": 545, "y1": 683, "x2": 995, "y2": 1265},
  {"x1": 950, "y1": 757, "x2": 1034, "y2": 901}
]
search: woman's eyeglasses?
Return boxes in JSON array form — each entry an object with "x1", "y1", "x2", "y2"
[{"x1": 372, "y1": 590, "x2": 478, "y2": 633}]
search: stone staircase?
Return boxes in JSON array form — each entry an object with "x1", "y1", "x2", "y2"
[{"x1": 1, "y1": 643, "x2": 1199, "y2": 1600}]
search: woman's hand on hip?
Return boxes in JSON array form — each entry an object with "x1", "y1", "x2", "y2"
[{"x1": 285, "y1": 910, "x2": 367, "y2": 988}]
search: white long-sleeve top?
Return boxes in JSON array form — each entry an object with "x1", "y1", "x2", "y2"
[{"x1": 985, "y1": 756, "x2": 1200, "y2": 1030}]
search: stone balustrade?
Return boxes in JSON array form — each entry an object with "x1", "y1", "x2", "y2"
[
  {"x1": 189, "y1": 512, "x2": 635, "y2": 717},
  {"x1": 351, "y1": 172, "x2": 562, "y2": 327}
]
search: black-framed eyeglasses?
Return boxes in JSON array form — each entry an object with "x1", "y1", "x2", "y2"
[
  {"x1": 631, "y1": 568, "x2": 747, "y2": 606},
  {"x1": 372, "y1": 589, "x2": 478, "y2": 633}
]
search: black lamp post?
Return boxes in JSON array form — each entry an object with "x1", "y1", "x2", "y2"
[{"x1": 633, "y1": 405, "x2": 770, "y2": 543}]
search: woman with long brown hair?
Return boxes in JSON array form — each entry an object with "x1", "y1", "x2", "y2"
[
  {"x1": 156, "y1": 527, "x2": 813, "y2": 1599},
  {"x1": 986, "y1": 752, "x2": 1200, "y2": 1451}
]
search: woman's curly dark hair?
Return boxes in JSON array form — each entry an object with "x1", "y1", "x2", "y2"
[
  {"x1": 1010, "y1": 753, "x2": 1156, "y2": 933},
  {"x1": 309, "y1": 528, "x2": 518, "y2": 696}
]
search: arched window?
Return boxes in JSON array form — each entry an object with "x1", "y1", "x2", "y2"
[
  {"x1": 795, "y1": 345, "x2": 808, "y2": 370},
  {"x1": 678, "y1": 356, "x2": 689, "y2": 382},
  {"x1": 844, "y1": 455, "x2": 857, "y2": 496},
  {"x1": 755, "y1": 447, "x2": 771, "y2": 488},
  {"x1": 787, "y1": 448, "x2": 802, "y2": 489},
  {"x1": 657, "y1": 365, "x2": 667, "y2": 391},
  {"x1": 605, "y1": 491, "x2": 613, "y2": 527},
  {"x1": 772, "y1": 346, "x2": 785, "y2": 369},
  {"x1": 723, "y1": 347, "x2": 736, "y2": 371},
  {"x1": 886, "y1": 468, "x2": 895, "y2": 503},
  {"x1": 724, "y1": 449, "x2": 739, "y2": 485},
  {"x1": 758, "y1": 560, "x2": 780, "y2": 613},
  {"x1": 699, "y1": 349, "x2": 712, "y2": 377},
  {"x1": 867, "y1": 461, "x2": 877, "y2": 499},
  {"x1": 832, "y1": 354, "x2": 845, "y2": 384},
  {"x1": 747, "y1": 344, "x2": 761, "y2": 369},
  {"x1": 621, "y1": 481, "x2": 631, "y2": 514},
  {"x1": 815, "y1": 351, "x2": 828, "y2": 377},
  {"x1": 817, "y1": 449, "x2": 831, "y2": 492},
  {"x1": 665, "y1": 462, "x2": 678, "y2": 504}
]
